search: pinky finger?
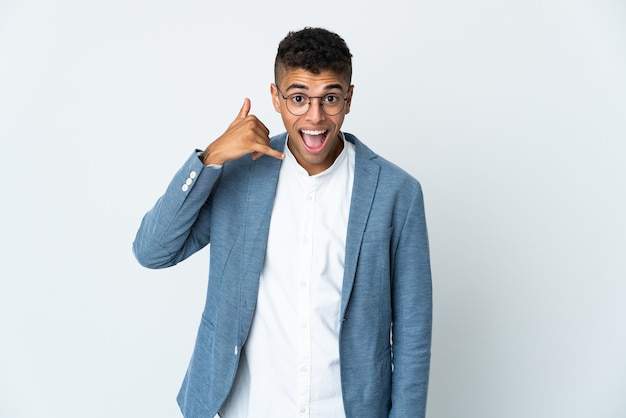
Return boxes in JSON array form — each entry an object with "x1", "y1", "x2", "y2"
[{"x1": 251, "y1": 146, "x2": 285, "y2": 161}]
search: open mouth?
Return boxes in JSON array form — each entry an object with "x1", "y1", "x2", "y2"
[{"x1": 299, "y1": 129, "x2": 329, "y2": 153}]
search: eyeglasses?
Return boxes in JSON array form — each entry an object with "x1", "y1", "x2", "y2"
[{"x1": 276, "y1": 87, "x2": 348, "y2": 116}]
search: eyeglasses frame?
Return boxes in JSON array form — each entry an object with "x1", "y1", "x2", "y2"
[{"x1": 275, "y1": 86, "x2": 349, "y2": 116}]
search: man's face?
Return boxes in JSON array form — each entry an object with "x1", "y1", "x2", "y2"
[{"x1": 271, "y1": 68, "x2": 353, "y2": 175}]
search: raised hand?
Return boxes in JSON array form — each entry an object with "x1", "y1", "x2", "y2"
[{"x1": 200, "y1": 98, "x2": 284, "y2": 165}]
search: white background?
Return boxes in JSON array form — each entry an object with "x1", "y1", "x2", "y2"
[{"x1": 1, "y1": 1, "x2": 625, "y2": 417}]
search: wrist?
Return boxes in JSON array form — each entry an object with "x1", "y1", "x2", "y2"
[
  {"x1": 199, "y1": 149, "x2": 210, "y2": 165},
  {"x1": 200, "y1": 146, "x2": 225, "y2": 166}
]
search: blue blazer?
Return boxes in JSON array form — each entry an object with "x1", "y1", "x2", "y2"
[{"x1": 133, "y1": 133, "x2": 432, "y2": 418}]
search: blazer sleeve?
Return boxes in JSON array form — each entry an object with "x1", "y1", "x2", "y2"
[
  {"x1": 390, "y1": 182, "x2": 433, "y2": 418},
  {"x1": 132, "y1": 150, "x2": 222, "y2": 269}
]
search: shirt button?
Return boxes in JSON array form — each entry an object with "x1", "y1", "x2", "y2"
[
  {"x1": 182, "y1": 184, "x2": 189, "y2": 192},
  {"x1": 189, "y1": 171, "x2": 197, "y2": 179},
  {"x1": 185, "y1": 178, "x2": 193, "y2": 185},
  {"x1": 301, "y1": 366, "x2": 308, "y2": 373},
  {"x1": 300, "y1": 407, "x2": 306, "y2": 413}
]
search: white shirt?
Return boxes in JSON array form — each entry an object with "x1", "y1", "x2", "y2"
[{"x1": 219, "y1": 135, "x2": 355, "y2": 418}]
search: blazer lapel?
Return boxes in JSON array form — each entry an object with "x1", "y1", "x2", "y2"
[
  {"x1": 341, "y1": 135, "x2": 380, "y2": 319},
  {"x1": 239, "y1": 136, "x2": 286, "y2": 315}
]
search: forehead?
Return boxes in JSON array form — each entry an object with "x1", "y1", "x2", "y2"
[{"x1": 278, "y1": 68, "x2": 349, "y2": 92}]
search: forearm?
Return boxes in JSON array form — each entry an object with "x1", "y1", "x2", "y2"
[{"x1": 133, "y1": 150, "x2": 221, "y2": 269}]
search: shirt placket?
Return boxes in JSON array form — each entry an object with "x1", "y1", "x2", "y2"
[{"x1": 297, "y1": 184, "x2": 316, "y2": 417}]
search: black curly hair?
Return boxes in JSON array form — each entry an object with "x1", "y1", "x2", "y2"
[{"x1": 275, "y1": 27, "x2": 352, "y2": 85}]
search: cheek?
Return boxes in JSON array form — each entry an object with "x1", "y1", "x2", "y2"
[
  {"x1": 331, "y1": 115, "x2": 345, "y2": 128},
  {"x1": 281, "y1": 113, "x2": 299, "y2": 128},
  {"x1": 281, "y1": 114, "x2": 291, "y2": 128}
]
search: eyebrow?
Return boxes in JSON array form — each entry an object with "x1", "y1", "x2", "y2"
[{"x1": 285, "y1": 83, "x2": 346, "y2": 92}]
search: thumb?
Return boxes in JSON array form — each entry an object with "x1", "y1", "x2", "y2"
[{"x1": 237, "y1": 98, "x2": 251, "y2": 119}]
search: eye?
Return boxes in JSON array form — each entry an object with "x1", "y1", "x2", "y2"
[
  {"x1": 290, "y1": 94, "x2": 307, "y2": 105},
  {"x1": 324, "y1": 94, "x2": 341, "y2": 104}
]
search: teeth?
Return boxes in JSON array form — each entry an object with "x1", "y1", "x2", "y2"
[{"x1": 301, "y1": 129, "x2": 326, "y2": 135}]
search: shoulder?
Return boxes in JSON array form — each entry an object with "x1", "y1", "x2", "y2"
[
  {"x1": 346, "y1": 132, "x2": 422, "y2": 194},
  {"x1": 269, "y1": 132, "x2": 288, "y2": 151}
]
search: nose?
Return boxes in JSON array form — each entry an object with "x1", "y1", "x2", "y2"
[{"x1": 305, "y1": 97, "x2": 326, "y2": 123}]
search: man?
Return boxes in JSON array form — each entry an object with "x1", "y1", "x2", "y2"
[{"x1": 133, "y1": 27, "x2": 432, "y2": 418}]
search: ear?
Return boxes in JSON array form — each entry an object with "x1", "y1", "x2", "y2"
[
  {"x1": 344, "y1": 85, "x2": 355, "y2": 115},
  {"x1": 270, "y1": 83, "x2": 281, "y2": 112}
]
